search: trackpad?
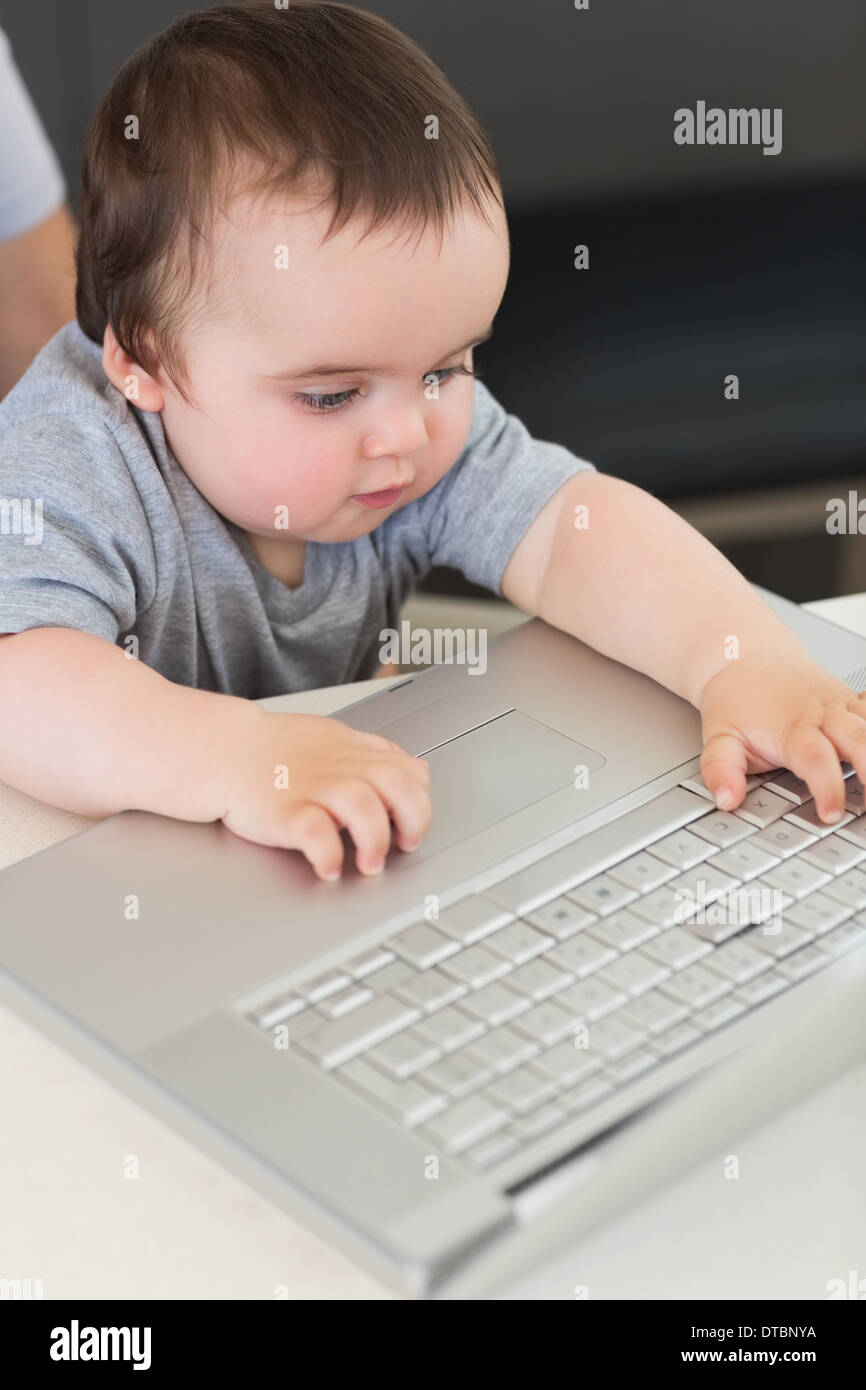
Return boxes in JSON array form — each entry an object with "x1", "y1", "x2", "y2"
[{"x1": 389, "y1": 709, "x2": 605, "y2": 865}]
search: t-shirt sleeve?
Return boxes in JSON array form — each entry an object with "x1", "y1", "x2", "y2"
[
  {"x1": 0, "y1": 416, "x2": 157, "y2": 642},
  {"x1": 0, "y1": 27, "x2": 66, "y2": 240},
  {"x1": 416, "y1": 377, "x2": 597, "y2": 595}
]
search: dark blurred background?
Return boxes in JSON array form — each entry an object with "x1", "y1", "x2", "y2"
[{"x1": 3, "y1": 0, "x2": 865, "y2": 602}]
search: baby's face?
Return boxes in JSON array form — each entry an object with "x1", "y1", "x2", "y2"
[{"x1": 151, "y1": 187, "x2": 510, "y2": 572}]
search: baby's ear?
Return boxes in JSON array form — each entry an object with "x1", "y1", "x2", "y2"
[{"x1": 101, "y1": 324, "x2": 165, "y2": 411}]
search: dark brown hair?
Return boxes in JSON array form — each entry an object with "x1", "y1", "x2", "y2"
[{"x1": 75, "y1": 0, "x2": 503, "y2": 403}]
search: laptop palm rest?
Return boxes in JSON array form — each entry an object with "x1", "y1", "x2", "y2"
[{"x1": 368, "y1": 708, "x2": 605, "y2": 867}]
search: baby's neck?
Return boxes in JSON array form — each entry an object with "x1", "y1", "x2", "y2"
[{"x1": 246, "y1": 532, "x2": 307, "y2": 589}]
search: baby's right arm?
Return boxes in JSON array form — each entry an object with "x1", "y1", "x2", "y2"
[{"x1": 0, "y1": 628, "x2": 431, "y2": 880}]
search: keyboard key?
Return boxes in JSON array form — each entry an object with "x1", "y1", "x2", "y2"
[
  {"x1": 715, "y1": 880, "x2": 792, "y2": 928},
  {"x1": 457, "y1": 981, "x2": 529, "y2": 1026},
  {"x1": 512, "y1": 999, "x2": 576, "y2": 1047},
  {"x1": 464, "y1": 1132, "x2": 520, "y2": 1169},
  {"x1": 733, "y1": 787, "x2": 797, "y2": 828},
  {"x1": 781, "y1": 891, "x2": 852, "y2": 935},
  {"x1": 642, "y1": 926, "x2": 711, "y2": 970},
  {"x1": 617, "y1": 987, "x2": 689, "y2": 1035},
  {"x1": 735, "y1": 970, "x2": 788, "y2": 1005},
  {"x1": 800, "y1": 833, "x2": 866, "y2": 875},
  {"x1": 437, "y1": 895, "x2": 514, "y2": 944},
  {"x1": 556, "y1": 975, "x2": 628, "y2": 1021},
  {"x1": 836, "y1": 817, "x2": 866, "y2": 850},
  {"x1": 386, "y1": 923, "x2": 460, "y2": 969},
  {"x1": 414, "y1": 1005, "x2": 485, "y2": 1052},
  {"x1": 364, "y1": 959, "x2": 417, "y2": 993},
  {"x1": 606, "y1": 850, "x2": 677, "y2": 893},
  {"x1": 743, "y1": 921, "x2": 813, "y2": 959},
  {"x1": 508, "y1": 955, "x2": 575, "y2": 999},
  {"x1": 546, "y1": 934, "x2": 616, "y2": 979},
  {"x1": 278, "y1": 1007, "x2": 325, "y2": 1043},
  {"x1": 626, "y1": 883, "x2": 690, "y2": 928},
  {"x1": 822, "y1": 868, "x2": 866, "y2": 912},
  {"x1": 366, "y1": 1028, "x2": 441, "y2": 1079},
  {"x1": 508, "y1": 1103, "x2": 570, "y2": 1144},
  {"x1": 651, "y1": 1022, "x2": 703, "y2": 1057},
  {"x1": 604, "y1": 1049, "x2": 658, "y2": 1084},
  {"x1": 297, "y1": 994, "x2": 421, "y2": 1070},
  {"x1": 818, "y1": 919, "x2": 866, "y2": 957},
  {"x1": 760, "y1": 858, "x2": 832, "y2": 900},
  {"x1": 843, "y1": 776, "x2": 866, "y2": 816},
  {"x1": 703, "y1": 936, "x2": 769, "y2": 984},
  {"x1": 584, "y1": 1011, "x2": 643, "y2": 1060},
  {"x1": 689, "y1": 811, "x2": 753, "y2": 849},
  {"x1": 485, "y1": 920, "x2": 554, "y2": 964},
  {"x1": 483, "y1": 786, "x2": 709, "y2": 915},
  {"x1": 693, "y1": 996, "x2": 747, "y2": 1031},
  {"x1": 598, "y1": 948, "x2": 671, "y2": 997},
  {"x1": 682, "y1": 909, "x2": 746, "y2": 945},
  {"x1": 660, "y1": 962, "x2": 730, "y2": 1009},
  {"x1": 650, "y1": 828, "x2": 716, "y2": 871},
  {"x1": 764, "y1": 769, "x2": 812, "y2": 804},
  {"x1": 424, "y1": 1095, "x2": 511, "y2": 1153},
  {"x1": 315, "y1": 984, "x2": 375, "y2": 1019},
  {"x1": 777, "y1": 944, "x2": 828, "y2": 982},
  {"x1": 394, "y1": 968, "x2": 467, "y2": 1012},
  {"x1": 587, "y1": 909, "x2": 659, "y2": 952},
  {"x1": 782, "y1": 802, "x2": 854, "y2": 836},
  {"x1": 439, "y1": 943, "x2": 511, "y2": 989},
  {"x1": 298, "y1": 969, "x2": 350, "y2": 1003},
  {"x1": 463, "y1": 1024, "x2": 539, "y2": 1075},
  {"x1": 529, "y1": 1040, "x2": 603, "y2": 1085},
  {"x1": 418, "y1": 1050, "x2": 492, "y2": 1100},
  {"x1": 708, "y1": 839, "x2": 781, "y2": 881},
  {"x1": 561, "y1": 1075, "x2": 614, "y2": 1113},
  {"x1": 340, "y1": 1058, "x2": 446, "y2": 1126},
  {"x1": 680, "y1": 770, "x2": 767, "y2": 800},
  {"x1": 342, "y1": 945, "x2": 395, "y2": 978},
  {"x1": 524, "y1": 896, "x2": 598, "y2": 940},
  {"x1": 567, "y1": 873, "x2": 638, "y2": 916},
  {"x1": 666, "y1": 862, "x2": 742, "y2": 913},
  {"x1": 485, "y1": 1064, "x2": 557, "y2": 1114},
  {"x1": 749, "y1": 822, "x2": 817, "y2": 858},
  {"x1": 249, "y1": 992, "x2": 306, "y2": 1029}
]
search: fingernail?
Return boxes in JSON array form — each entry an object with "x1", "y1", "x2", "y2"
[
  {"x1": 363, "y1": 860, "x2": 385, "y2": 875},
  {"x1": 324, "y1": 869, "x2": 341, "y2": 881},
  {"x1": 824, "y1": 808, "x2": 843, "y2": 824},
  {"x1": 716, "y1": 787, "x2": 735, "y2": 811},
  {"x1": 403, "y1": 839, "x2": 422, "y2": 852}
]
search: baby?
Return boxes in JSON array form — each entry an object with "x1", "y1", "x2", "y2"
[{"x1": 0, "y1": 0, "x2": 862, "y2": 883}]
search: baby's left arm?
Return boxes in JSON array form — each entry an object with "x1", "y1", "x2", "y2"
[{"x1": 501, "y1": 470, "x2": 866, "y2": 823}]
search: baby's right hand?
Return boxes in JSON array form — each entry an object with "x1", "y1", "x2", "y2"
[{"x1": 218, "y1": 712, "x2": 432, "y2": 880}]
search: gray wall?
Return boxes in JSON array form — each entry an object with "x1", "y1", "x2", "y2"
[{"x1": 1, "y1": 0, "x2": 864, "y2": 213}]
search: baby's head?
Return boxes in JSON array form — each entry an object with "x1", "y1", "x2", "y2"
[{"x1": 75, "y1": 0, "x2": 509, "y2": 577}]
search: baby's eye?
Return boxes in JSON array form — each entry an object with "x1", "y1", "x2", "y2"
[
  {"x1": 294, "y1": 388, "x2": 359, "y2": 414},
  {"x1": 291, "y1": 363, "x2": 476, "y2": 415}
]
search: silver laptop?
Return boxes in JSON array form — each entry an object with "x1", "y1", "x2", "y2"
[{"x1": 2, "y1": 583, "x2": 866, "y2": 1299}]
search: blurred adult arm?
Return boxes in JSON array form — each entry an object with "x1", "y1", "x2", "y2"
[{"x1": 0, "y1": 25, "x2": 77, "y2": 398}]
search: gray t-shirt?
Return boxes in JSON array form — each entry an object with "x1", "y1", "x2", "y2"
[{"x1": 0, "y1": 321, "x2": 596, "y2": 697}]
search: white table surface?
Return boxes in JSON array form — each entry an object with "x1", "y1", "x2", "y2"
[{"x1": 2, "y1": 597, "x2": 865, "y2": 1301}]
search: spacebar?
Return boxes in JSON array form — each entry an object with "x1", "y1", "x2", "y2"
[
  {"x1": 482, "y1": 785, "x2": 708, "y2": 916},
  {"x1": 296, "y1": 995, "x2": 421, "y2": 1071}
]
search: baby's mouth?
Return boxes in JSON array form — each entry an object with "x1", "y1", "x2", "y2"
[{"x1": 350, "y1": 486, "x2": 407, "y2": 510}]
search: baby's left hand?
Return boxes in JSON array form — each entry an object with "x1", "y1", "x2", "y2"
[{"x1": 698, "y1": 647, "x2": 866, "y2": 823}]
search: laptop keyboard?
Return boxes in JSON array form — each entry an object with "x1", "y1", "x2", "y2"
[{"x1": 244, "y1": 766, "x2": 866, "y2": 1173}]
